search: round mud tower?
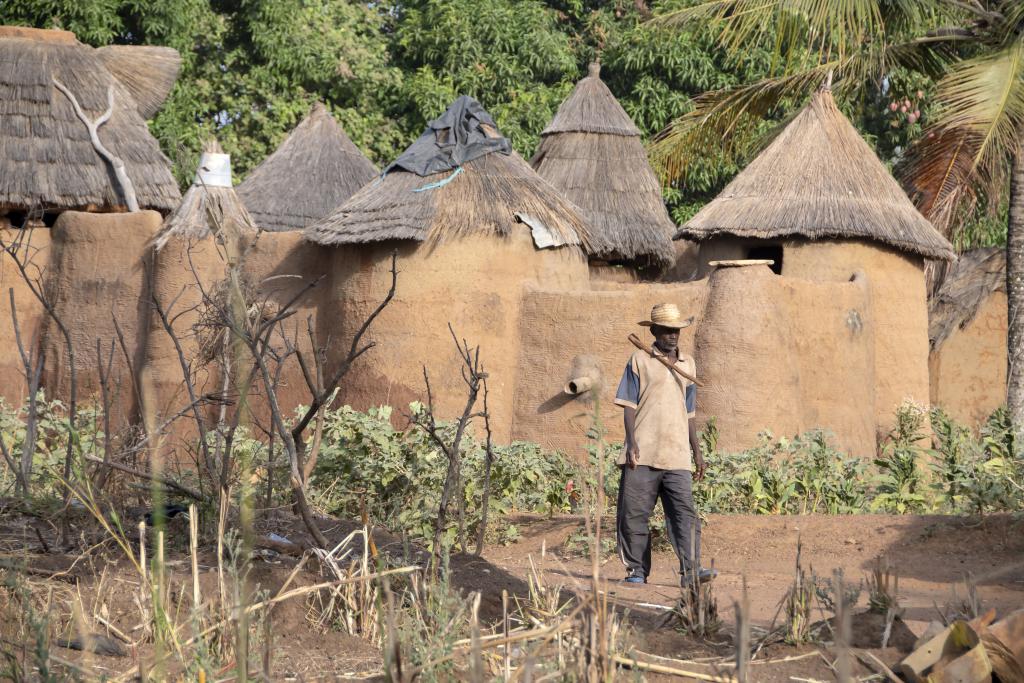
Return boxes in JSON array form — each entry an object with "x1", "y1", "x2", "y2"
[
  {"x1": 244, "y1": 232, "x2": 334, "y2": 421},
  {"x1": 323, "y1": 227, "x2": 589, "y2": 441},
  {"x1": 141, "y1": 234, "x2": 233, "y2": 450},
  {"x1": 0, "y1": 226, "x2": 52, "y2": 405},
  {"x1": 695, "y1": 265, "x2": 802, "y2": 449},
  {"x1": 43, "y1": 211, "x2": 162, "y2": 427}
]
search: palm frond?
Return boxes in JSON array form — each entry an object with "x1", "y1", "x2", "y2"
[
  {"x1": 648, "y1": 65, "x2": 834, "y2": 185},
  {"x1": 934, "y1": 40, "x2": 1024, "y2": 171},
  {"x1": 647, "y1": 31, "x2": 951, "y2": 186},
  {"x1": 899, "y1": 126, "x2": 982, "y2": 233},
  {"x1": 1003, "y1": 0, "x2": 1024, "y2": 39},
  {"x1": 652, "y1": 0, "x2": 949, "y2": 66}
]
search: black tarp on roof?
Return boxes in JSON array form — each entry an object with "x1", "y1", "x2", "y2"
[{"x1": 385, "y1": 95, "x2": 512, "y2": 177}]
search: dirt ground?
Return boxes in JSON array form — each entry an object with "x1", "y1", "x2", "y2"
[
  {"x1": 487, "y1": 513, "x2": 1024, "y2": 630},
  {"x1": 1, "y1": 509, "x2": 1022, "y2": 681}
]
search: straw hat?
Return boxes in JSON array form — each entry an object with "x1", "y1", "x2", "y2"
[{"x1": 639, "y1": 303, "x2": 693, "y2": 329}]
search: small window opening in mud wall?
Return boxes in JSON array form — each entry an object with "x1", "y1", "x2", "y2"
[{"x1": 746, "y1": 244, "x2": 783, "y2": 275}]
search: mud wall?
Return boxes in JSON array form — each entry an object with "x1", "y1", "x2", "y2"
[
  {"x1": 696, "y1": 264, "x2": 876, "y2": 455},
  {"x1": 930, "y1": 290, "x2": 1007, "y2": 428},
  {"x1": 244, "y1": 232, "x2": 335, "y2": 427},
  {"x1": 0, "y1": 227, "x2": 52, "y2": 407},
  {"x1": 783, "y1": 241, "x2": 929, "y2": 437},
  {"x1": 511, "y1": 281, "x2": 707, "y2": 456},
  {"x1": 140, "y1": 233, "x2": 231, "y2": 454},
  {"x1": 41, "y1": 211, "x2": 161, "y2": 426},
  {"x1": 321, "y1": 228, "x2": 589, "y2": 441},
  {"x1": 141, "y1": 230, "x2": 332, "y2": 453},
  {"x1": 512, "y1": 265, "x2": 876, "y2": 458},
  {"x1": 696, "y1": 237, "x2": 930, "y2": 440}
]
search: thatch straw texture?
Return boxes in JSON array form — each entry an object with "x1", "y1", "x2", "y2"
[
  {"x1": 238, "y1": 102, "x2": 377, "y2": 232},
  {"x1": 95, "y1": 45, "x2": 181, "y2": 119},
  {"x1": 678, "y1": 89, "x2": 956, "y2": 261},
  {"x1": 532, "y1": 63, "x2": 675, "y2": 268},
  {"x1": 307, "y1": 100, "x2": 598, "y2": 252},
  {"x1": 542, "y1": 63, "x2": 639, "y2": 137},
  {"x1": 0, "y1": 26, "x2": 181, "y2": 213},
  {"x1": 155, "y1": 139, "x2": 256, "y2": 249},
  {"x1": 929, "y1": 247, "x2": 1004, "y2": 349}
]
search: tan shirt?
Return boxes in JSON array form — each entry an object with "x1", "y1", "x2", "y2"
[{"x1": 613, "y1": 346, "x2": 697, "y2": 471}]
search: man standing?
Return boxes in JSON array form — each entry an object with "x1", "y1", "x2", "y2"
[{"x1": 613, "y1": 303, "x2": 714, "y2": 586}]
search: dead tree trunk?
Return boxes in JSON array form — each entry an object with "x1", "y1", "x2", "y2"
[
  {"x1": 412, "y1": 325, "x2": 488, "y2": 563},
  {"x1": 1007, "y1": 140, "x2": 1024, "y2": 450}
]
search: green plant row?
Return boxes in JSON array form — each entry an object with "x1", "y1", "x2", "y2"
[{"x1": 2, "y1": 398, "x2": 1021, "y2": 552}]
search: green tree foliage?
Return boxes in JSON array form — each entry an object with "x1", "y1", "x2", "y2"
[
  {"x1": 391, "y1": 0, "x2": 578, "y2": 156},
  {"x1": 1, "y1": 0, "x2": 966, "y2": 226},
  {"x1": 1, "y1": 0, "x2": 781, "y2": 212}
]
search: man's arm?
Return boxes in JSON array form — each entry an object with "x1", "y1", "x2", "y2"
[
  {"x1": 689, "y1": 416, "x2": 705, "y2": 481},
  {"x1": 614, "y1": 358, "x2": 641, "y2": 469},
  {"x1": 624, "y1": 406, "x2": 639, "y2": 469},
  {"x1": 685, "y1": 381, "x2": 704, "y2": 480}
]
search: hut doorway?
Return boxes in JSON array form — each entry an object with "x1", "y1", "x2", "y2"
[{"x1": 746, "y1": 244, "x2": 783, "y2": 274}]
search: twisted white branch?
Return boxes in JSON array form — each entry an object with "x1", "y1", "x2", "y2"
[{"x1": 52, "y1": 78, "x2": 139, "y2": 212}]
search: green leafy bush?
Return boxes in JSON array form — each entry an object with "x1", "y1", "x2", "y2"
[
  {"x1": 871, "y1": 401, "x2": 929, "y2": 513},
  {"x1": 309, "y1": 404, "x2": 578, "y2": 549},
  {"x1": 3, "y1": 397, "x2": 1021, "y2": 553},
  {"x1": 930, "y1": 407, "x2": 1023, "y2": 514},
  {"x1": 695, "y1": 424, "x2": 868, "y2": 515}
]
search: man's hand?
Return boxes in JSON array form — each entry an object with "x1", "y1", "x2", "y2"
[
  {"x1": 626, "y1": 443, "x2": 640, "y2": 470},
  {"x1": 693, "y1": 450, "x2": 706, "y2": 482}
]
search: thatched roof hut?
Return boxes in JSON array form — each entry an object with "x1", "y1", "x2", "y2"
[
  {"x1": 155, "y1": 139, "x2": 255, "y2": 249},
  {"x1": 677, "y1": 89, "x2": 955, "y2": 262},
  {"x1": 0, "y1": 26, "x2": 181, "y2": 214},
  {"x1": 531, "y1": 63, "x2": 675, "y2": 270},
  {"x1": 307, "y1": 96, "x2": 597, "y2": 252},
  {"x1": 929, "y1": 247, "x2": 1004, "y2": 350},
  {"x1": 238, "y1": 102, "x2": 377, "y2": 232}
]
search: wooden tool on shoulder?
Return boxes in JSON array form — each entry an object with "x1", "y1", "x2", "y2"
[{"x1": 628, "y1": 333, "x2": 703, "y2": 387}]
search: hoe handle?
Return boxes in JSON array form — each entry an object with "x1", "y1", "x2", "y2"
[{"x1": 628, "y1": 333, "x2": 703, "y2": 387}]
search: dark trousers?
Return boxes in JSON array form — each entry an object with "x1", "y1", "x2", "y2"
[{"x1": 616, "y1": 465, "x2": 701, "y2": 578}]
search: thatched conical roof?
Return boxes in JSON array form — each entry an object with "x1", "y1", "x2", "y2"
[
  {"x1": 307, "y1": 96, "x2": 598, "y2": 252},
  {"x1": 155, "y1": 139, "x2": 256, "y2": 250},
  {"x1": 0, "y1": 26, "x2": 181, "y2": 213},
  {"x1": 929, "y1": 247, "x2": 1003, "y2": 350},
  {"x1": 238, "y1": 102, "x2": 377, "y2": 232},
  {"x1": 677, "y1": 89, "x2": 956, "y2": 261},
  {"x1": 532, "y1": 63, "x2": 675, "y2": 269}
]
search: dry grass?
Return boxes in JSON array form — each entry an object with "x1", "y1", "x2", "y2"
[
  {"x1": 94, "y1": 45, "x2": 180, "y2": 120},
  {"x1": 929, "y1": 246, "x2": 1004, "y2": 349},
  {"x1": 238, "y1": 103, "x2": 377, "y2": 233},
  {"x1": 155, "y1": 139, "x2": 257, "y2": 249},
  {"x1": 531, "y1": 63, "x2": 675, "y2": 269},
  {"x1": 0, "y1": 26, "x2": 180, "y2": 213},
  {"x1": 677, "y1": 89, "x2": 955, "y2": 261},
  {"x1": 866, "y1": 556, "x2": 901, "y2": 616},
  {"x1": 306, "y1": 100, "x2": 601, "y2": 254},
  {"x1": 542, "y1": 63, "x2": 640, "y2": 137}
]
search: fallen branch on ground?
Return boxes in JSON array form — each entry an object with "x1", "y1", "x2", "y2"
[
  {"x1": 82, "y1": 454, "x2": 204, "y2": 501},
  {"x1": 612, "y1": 655, "x2": 736, "y2": 682}
]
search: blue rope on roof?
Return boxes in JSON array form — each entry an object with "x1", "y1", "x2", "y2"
[{"x1": 412, "y1": 166, "x2": 463, "y2": 193}]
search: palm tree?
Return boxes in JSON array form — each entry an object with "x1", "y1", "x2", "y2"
[{"x1": 650, "y1": 1, "x2": 1024, "y2": 443}]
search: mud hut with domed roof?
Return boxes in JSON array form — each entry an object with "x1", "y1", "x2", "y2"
[
  {"x1": 531, "y1": 63, "x2": 677, "y2": 279},
  {"x1": 307, "y1": 96, "x2": 595, "y2": 439},
  {"x1": 0, "y1": 25, "x2": 181, "y2": 420},
  {"x1": 143, "y1": 139, "x2": 259, "y2": 445},
  {"x1": 676, "y1": 87, "x2": 955, "y2": 436}
]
